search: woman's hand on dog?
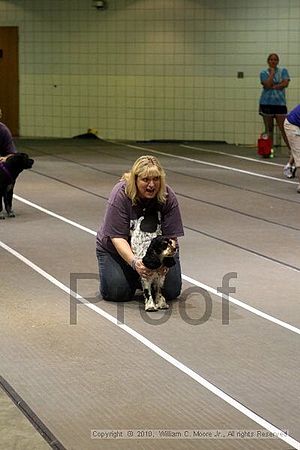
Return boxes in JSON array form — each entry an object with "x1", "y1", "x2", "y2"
[
  {"x1": 134, "y1": 259, "x2": 168, "y2": 278},
  {"x1": 135, "y1": 259, "x2": 153, "y2": 279},
  {"x1": 0, "y1": 154, "x2": 14, "y2": 163}
]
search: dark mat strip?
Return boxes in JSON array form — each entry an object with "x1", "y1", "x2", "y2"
[{"x1": 0, "y1": 375, "x2": 66, "y2": 450}]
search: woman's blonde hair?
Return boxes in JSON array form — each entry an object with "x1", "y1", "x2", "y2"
[{"x1": 122, "y1": 155, "x2": 166, "y2": 205}]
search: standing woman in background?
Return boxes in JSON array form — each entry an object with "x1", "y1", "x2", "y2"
[{"x1": 259, "y1": 53, "x2": 295, "y2": 178}]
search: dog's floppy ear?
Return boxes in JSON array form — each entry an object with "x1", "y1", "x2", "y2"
[
  {"x1": 142, "y1": 251, "x2": 161, "y2": 270},
  {"x1": 163, "y1": 256, "x2": 176, "y2": 268}
]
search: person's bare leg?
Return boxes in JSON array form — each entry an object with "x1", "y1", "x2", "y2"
[
  {"x1": 263, "y1": 115, "x2": 274, "y2": 143},
  {"x1": 275, "y1": 114, "x2": 291, "y2": 150}
]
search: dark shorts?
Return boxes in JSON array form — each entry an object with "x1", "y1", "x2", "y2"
[{"x1": 259, "y1": 104, "x2": 287, "y2": 117}]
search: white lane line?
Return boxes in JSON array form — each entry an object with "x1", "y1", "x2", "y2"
[
  {"x1": 123, "y1": 143, "x2": 297, "y2": 184},
  {"x1": 13, "y1": 194, "x2": 300, "y2": 336},
  {"x1": 181, "y1": 144, "x2": 285, "y2": 167},
  {"x1": 14, "y1": 195, "x2": 96, "y2": 236},
  {"x1": 1, "y1": 239, "x2": 299, "y2": 450},
  {"x1": 182, "y1": 275, "x2": 300, "y2": 336}
]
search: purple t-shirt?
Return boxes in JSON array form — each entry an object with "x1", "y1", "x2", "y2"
[
  {"x1": 287, "y1": 104, "x2": 300, "y2": 127},
  {"x1": 96, "y1": 180, "x2": 184, "y2": 254},
  {"x1": 0, "y1": 122, "x2": 17, "y2": 155}
]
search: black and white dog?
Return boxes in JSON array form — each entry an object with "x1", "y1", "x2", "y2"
[
  {"x1": 0, "y1": 152, "x2": 34, "y2": 219},
  {"x1": 130, "y1": 208, "x2": 177, "y2": 311},
  {"x1": 141, "y1": 236, "x2": 177, "y2": 311}
]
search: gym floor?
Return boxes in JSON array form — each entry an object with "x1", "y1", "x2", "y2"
[{"x1": 1, "y1": 139, "x2": 299, "y2": 450}]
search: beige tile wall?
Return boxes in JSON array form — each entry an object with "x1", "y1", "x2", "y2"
[{"x1": 1, "y1": 0, "x2": 299, "y2": 144}]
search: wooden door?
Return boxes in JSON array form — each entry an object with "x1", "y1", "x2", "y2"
[{"x1": 0, "y1": 27, "x2": 19, "y2": 136}]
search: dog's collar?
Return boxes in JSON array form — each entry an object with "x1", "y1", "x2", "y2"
[{"x1": 0, "y1": 161, "x2": 14, "y2": 183}]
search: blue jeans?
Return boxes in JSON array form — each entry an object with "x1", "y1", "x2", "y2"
[{"x1": 96, "y1": 248, "x2": 182, "y2": 302}]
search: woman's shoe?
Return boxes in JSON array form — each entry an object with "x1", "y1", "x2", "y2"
[{"x1": 283, "y1": 163, "x2": 296, "y2": 178}]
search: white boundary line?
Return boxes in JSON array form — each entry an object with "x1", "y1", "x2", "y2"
[
  {"x1": 181, "y1": 144, "x2": 285, "y2": 166},
  {"x1": 13, "y1": 194, "x2": 300, "y2": 336},
  {"x1": 123, "y1": 143, "x2": 297, "y2": 185},
  {"x1": 14, "y1": 195, "x2": 96, "y2": 236},
  {"x1": 0, "y1": 239, "x2": 299, "y2": 450},
  {"x1": 182, "y1": 275, "x2": 300, "y2": 335}
]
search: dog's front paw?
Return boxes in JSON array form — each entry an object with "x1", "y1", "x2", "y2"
[
  {"x1": 158, "y1": 302, "x2": 169, "y2": 310},
  {"x1": 0, "y1": 211, "x2": 5, "y2": 220},
  {"x1": 145, "y1": 298, "x2": 158, "y2": 311},
  {"x1": 157, "y1": 301, "x2": 169, "y2": 309},
  {"x1": 156, "y1": 295, "x2": 169, "y2": 309}
]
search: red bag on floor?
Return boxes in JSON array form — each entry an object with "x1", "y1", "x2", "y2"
[{"x1": 257, "y1": 133, "x2": 272, "y2": 157}]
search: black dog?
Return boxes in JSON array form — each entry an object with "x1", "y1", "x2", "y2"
[
  {"x1": 141, "y1": 235, "x2": 177, "y2": 311},
  {"x1": 0, "y1": 152, "x2": 34, "y2": 219}
]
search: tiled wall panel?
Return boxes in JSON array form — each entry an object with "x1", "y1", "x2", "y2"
[{"x1": 0, "y1": 0, "x2": 299, "y2": 144}]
